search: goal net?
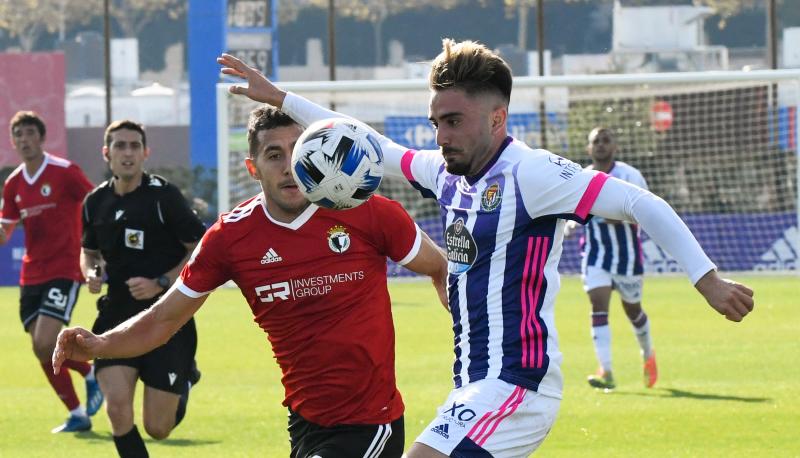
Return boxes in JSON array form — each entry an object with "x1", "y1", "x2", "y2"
[{"x1": 217, "y1": 70, "x2": 800, "y2": 276}]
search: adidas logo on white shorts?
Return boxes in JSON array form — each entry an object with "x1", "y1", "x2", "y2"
[
  {"x1": 431, "y1": 423, "x2": 449, "y2": 439},
  {"x1": 261, "y1": 248, "x2": 282, "y2": 264}
]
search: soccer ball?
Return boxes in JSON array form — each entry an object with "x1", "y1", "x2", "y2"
[{"x1": 291, "y1": 117, "x2": 384, "y2": 210}]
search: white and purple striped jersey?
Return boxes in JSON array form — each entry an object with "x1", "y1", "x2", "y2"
[
  {"x1": 383, "y1": 137, "x2": 608, "y2": 400},
  {"x1": 581, "y1": 161, "x2": 648, "y2": 277}
]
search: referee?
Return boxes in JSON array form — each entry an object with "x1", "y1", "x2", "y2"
[{"x1": 81, "y1": 120, "x2": 206, "y2": 458}]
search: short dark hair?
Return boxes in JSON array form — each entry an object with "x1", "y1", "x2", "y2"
[
  {"x1": 105, "y1": 119, "x2": 147, "y2": 148},
  {"x1": 10, "y1": 111, "x2": 46, "y2": 138},
  {"x1": 247, "y1": 106, "x2": 299, "y2": 157},
  {"x1": 429, "y1": 38, "x2": 512, "y2": 105},
  {"x1": 588, "y1": 127, "x2": 615, "y2": 143}
]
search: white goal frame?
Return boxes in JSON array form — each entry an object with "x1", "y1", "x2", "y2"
[{"x1": 217, "y1": 69, "x2": 800, "y2": 274}]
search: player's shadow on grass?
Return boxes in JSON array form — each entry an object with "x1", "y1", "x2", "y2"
[
  {"x1": 613, "y1": 388, "x2": 771, "y2": 403},
  {"x1": 75, "y1": 431, "x2": 221, "y2": 447}
]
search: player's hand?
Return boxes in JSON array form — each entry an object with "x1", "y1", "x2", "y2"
[
  {"x1": 86, "y1": 265, "x2": 103, "y2": 294},
  {"x1": 126, "y1": 276, "x2": 163, "y2": 300},
  {"x1": 694, "y1": 270, "x2": 754, "y2": 322},
  {"x1": 432, "y1": 271, "x2": 449, "y2": 312},
  {"x1": 52, "y1": 327, "x2": 102, "y2": 374},
  {"x1": 563, "y1": 220, "x2": 578, "y2": 238},
  {"x1": 217, "y1": 53, "x2": 286, "y2": 106},
  {"x1": 0, "y1": 226, "x2": 6, "y2": 245}
]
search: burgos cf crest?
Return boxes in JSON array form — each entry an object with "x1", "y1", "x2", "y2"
[
  {"x1": 481, "y1": 182, "x2": 502, "y2": 211},
  {"x1": 327, "y1": 225, "x2": 351, "y2": 253}
]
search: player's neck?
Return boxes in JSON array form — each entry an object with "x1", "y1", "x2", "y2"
[
  {"x1": 23, "y1": 153, "x2": 45, "y2": 176},
  {"x1": 113, "y1": 173, "x2": 144, "y2": 195},
  {"x1": 592, "y1": 159, "x2": 614, "y2": 173}
]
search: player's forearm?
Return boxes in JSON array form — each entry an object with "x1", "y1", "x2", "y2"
[
  {"x1": 591, "y1": 178, "x2": 715, "y2": 284},
  {"x1": 94, "y1": 306, "x2": 178, "y2": 358},
  {"x1": 282, "y1": 92, "x2": 346, "y2": 128},
  {"x1": 80, "y1": 250, "x2": 104, "y2": 277}
]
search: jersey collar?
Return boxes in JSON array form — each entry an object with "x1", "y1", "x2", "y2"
[
  {"x1": 22, "y1": 151, "x2": 51, "y2": 185},
  {"x1": 258, "y1": 193, "x2": 319, "y2": 230}
]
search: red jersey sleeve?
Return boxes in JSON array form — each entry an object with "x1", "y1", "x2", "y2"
[
  {"x1": 370, "y1": 196, "x2": 420, "y2": 264},
  {"x1": 178, "y1": 219, "x2": 231, "y2": 296},
  {"x1": 0, "y1": 177, "x2": 20, "y2": 223},
  {"x1": 67, "y1": 164, "x2": 94, "y2": 202}
]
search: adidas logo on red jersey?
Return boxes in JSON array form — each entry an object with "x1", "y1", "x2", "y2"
[{"x1": 261, "y1": 248, "x2": 282, "y2": 264}]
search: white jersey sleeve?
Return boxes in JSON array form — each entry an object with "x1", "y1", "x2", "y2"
[
  {"x1": 590, "y1": 177, "x2": 716, "y2": 284},
  {"x1": 516, "y1": 149, "x2": 608, "y2": 221}
]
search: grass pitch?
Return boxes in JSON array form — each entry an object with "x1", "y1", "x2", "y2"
[{"x1": 0, "y1": 275, "x2": 797, "y2": 457}]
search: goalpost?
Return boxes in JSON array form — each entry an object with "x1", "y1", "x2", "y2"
[{"x1": 217, "y1": 69, "x2": 800, "y2": 276}]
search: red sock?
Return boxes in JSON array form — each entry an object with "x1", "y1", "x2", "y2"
[
  {"x1": 40, "y1": 360, "x2": 80, "y2": 411},
  {"x1": 63, "y1": 359, "x2": 92, "y2": 377}
]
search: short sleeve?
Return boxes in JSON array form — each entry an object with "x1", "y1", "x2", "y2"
[
  {"x1": 0, "y1": 178, "x2": 19, "y2": 223},
  {"x1": 81, "y1": 193, "x2": 98, "y2": 250},
  {"x1": 160, "y1": 184, "x2": 206, "y2": 244},
  {"x1": 178, "y1": 220, "x2": 230, "y2": 297},
  {"x1": 68, "y1": 165, "x2": 94, "y2": 202},
  {"x1": 518, "y1": 150, "x2": 608, "y2": 222},
  {"x1": 369, "y1": 196, "x2": 421, "y2": 264}
]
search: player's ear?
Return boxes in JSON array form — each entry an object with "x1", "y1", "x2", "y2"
[
  {"x1": 101, "y1": 146, "x2": 110, "y2": 162},
  {"x1": 245, "y1": 157, "x2": 258, "y2": 178},
  {"x1": 143, "y1": 146, "x2": 151, "y2": 160},
  {"x1": 490, "y1": 106, "x2": 507, "y2": 133}
]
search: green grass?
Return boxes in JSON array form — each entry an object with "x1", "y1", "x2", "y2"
[{"x1": 0, "y1": 275, "x2": 797, "y2": 457}]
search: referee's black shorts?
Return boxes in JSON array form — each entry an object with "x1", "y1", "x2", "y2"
[
  {"x1": 92, "y1": 295, "x2": 197, "y2": 394},
  {"x1": 288, "y1": 409, "x2": 404, "y2": 458}
]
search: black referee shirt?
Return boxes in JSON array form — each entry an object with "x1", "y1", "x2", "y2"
[{"x1": 82, "y1": 173, "x2": 206, "y2": 312}]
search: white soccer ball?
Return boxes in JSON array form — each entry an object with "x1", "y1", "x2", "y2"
[{"x1": 291, "y1": 117, "x2": 384, "y2": 210}]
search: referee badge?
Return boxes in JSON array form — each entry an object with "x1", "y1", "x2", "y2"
[
  {"x1": 481, "y1": 182, "x2": 502, "y2": 211},
  {"x1": 125, "y1": 228, "x2": 145, "y2": 250},
  {"x1": 327, "y1": 225, "x2": 350, "y2": 253}
]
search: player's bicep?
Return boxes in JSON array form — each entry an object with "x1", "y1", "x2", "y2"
[{"x1": 589, "y1": 176, "x2": 651, "y2": 222}]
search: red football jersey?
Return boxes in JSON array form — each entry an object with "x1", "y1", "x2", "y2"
[
  {"x1": 177, "y1": 194, "x2": 421, "y2": 427},
  {"x1": 1, "y1": 153, "x2": 94, "y2": 285}
]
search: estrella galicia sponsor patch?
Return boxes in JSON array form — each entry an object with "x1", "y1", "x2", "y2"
[
  {"x1": 445, "y1": 218, "x2": 477, "y2": 274},
  {"x1": 481, "y1": 182, "x2": 502, "y2": 211},
  {"x1": 327, "y1": 225, "x2": 351, "y2": 253},
  {"x1": 125, "y1": 228, "x2": 144, "y2": 250}
]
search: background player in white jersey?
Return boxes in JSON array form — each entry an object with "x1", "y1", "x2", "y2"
[
  {"x1": 54, "y1": 106, "x2": 448, "y2": 458},
  {"x1": 218, "y1": 43, "x2": 754, "y2": 457},
  {"x1": 565, "y1": 127, "x2": 656, "y2": 391}
]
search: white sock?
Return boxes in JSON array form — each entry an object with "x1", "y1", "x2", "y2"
[
  {"x1": 631, "y1": 312, "x2": 653, "y2": 358},
  {"x1": 85, "y1": 364, "x2": 96, "y2": 382},
  {"x1": 591, "y1": 323, "x2": 612, "y2": 373},
  {"x1": 70, "y1": 405, "x2": 87, "y2": 418}
]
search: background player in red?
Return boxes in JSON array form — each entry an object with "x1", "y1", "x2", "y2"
[
  {"x1": 0, "y1": 111, "x2": 103, "y2": 433},
  {"x1": 53, "y1": 106, "x2": 449, "y2": 458}
]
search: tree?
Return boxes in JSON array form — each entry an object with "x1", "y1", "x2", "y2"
[
  {"x1": 107, "y1": 0, "x2": 185, "y2": 38},
  {"x1": 0, "y1": 0, "x2": 96, "y2": 51},
  {"x1": 301, "y1": 0, "x2": 464, "y2": 65}
]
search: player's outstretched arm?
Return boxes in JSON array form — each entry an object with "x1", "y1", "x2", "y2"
[
  {"x1": 52, "y1": 288, "x2": 208, "y2": 374},
  {"x1": 589, "y1": 177, "x2": 754, "y2": 321}
]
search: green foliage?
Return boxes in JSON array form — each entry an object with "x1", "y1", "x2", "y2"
[{"x1": 0, "y1": 276, "x2": 796, "y2": 456}]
